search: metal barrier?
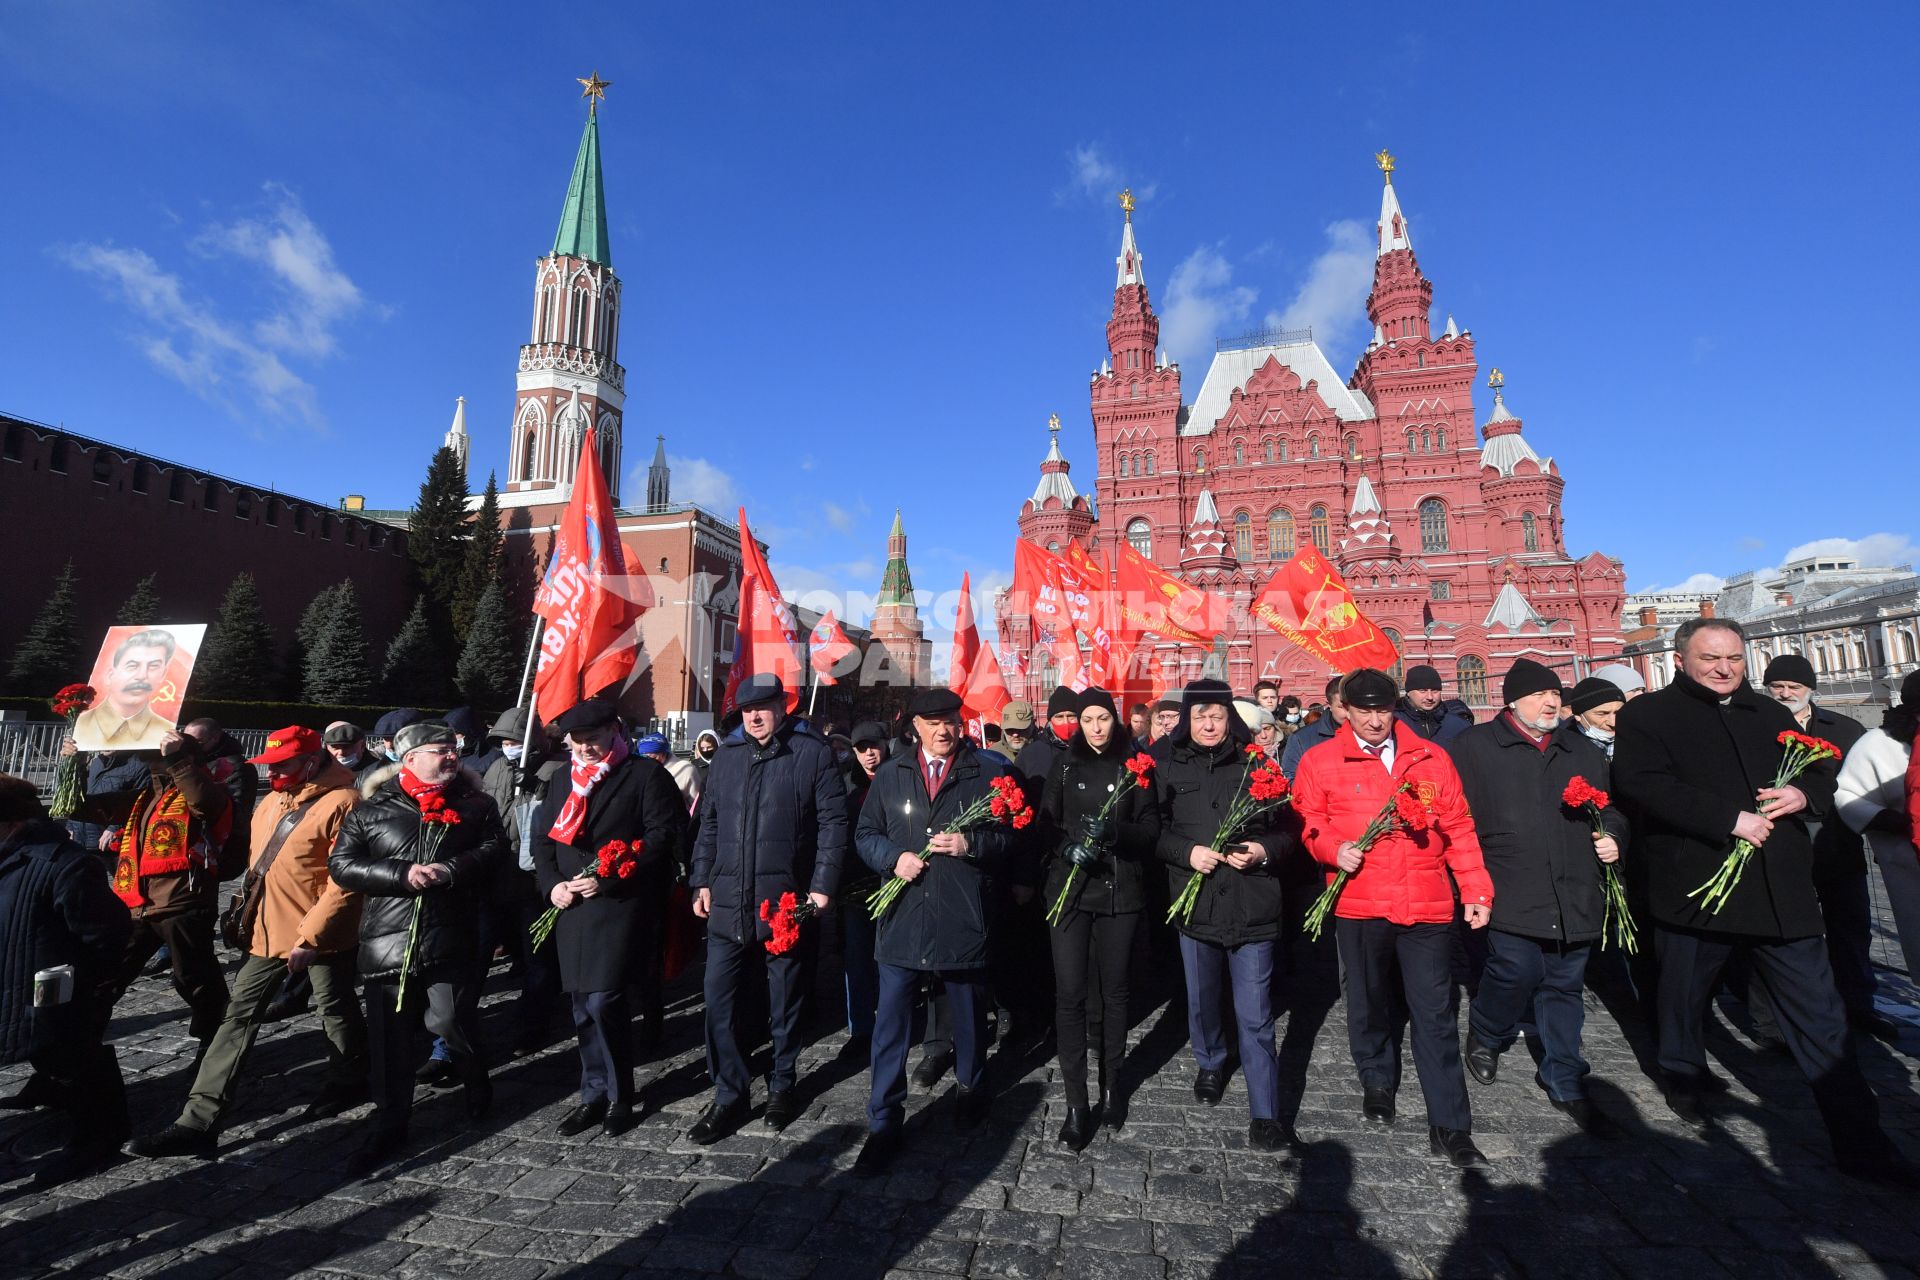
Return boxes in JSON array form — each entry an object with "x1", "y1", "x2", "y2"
[{"x1": 0, "y1": 722, "x2": 272, "y2": 799}]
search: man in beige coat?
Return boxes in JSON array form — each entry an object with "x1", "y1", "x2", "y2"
[{"x1": 129, "y1": 725, "x2": 365, "y2": 1158}]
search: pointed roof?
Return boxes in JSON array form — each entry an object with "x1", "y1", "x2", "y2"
[
  {"x1": 552, "y1": 115, "x2": 611, "y2": 265},
  {"x1": 446, "y1": 395, "x2": 467, "y2": 438},
  {"x1": 1349, "y1": 474, "x2": 1382, "y2": 517},
  {"x1": 1377, "y1": 162, "x2": 1413, "y2": 258},
  {"x1": 1340, "y1": 475, "x2": 1395, "y2": 554},
  {"x1": 1115, "y1": 211, "x2": 1144, "y2": 290},
  {"x1": 650, "y1": 434, "x2": 668, "y2": 468},
  {"x1": 1479, "y1": 378, "x2": 1547, "y2": 475},
  {"x1": 1442, "y1": 314, "x2": 1459, "y2": 339},
  {"x1": 1029, "y1": 421, "x2": 1081, "y2": 508},
  {"x1": 889, "y1": 508, "x2": 904, "y2": 539},
  {"x1": 1193, "y1": 489, "x2": 1221, "y2": 526},
  {"x1": 878, "y1": 511, "x2": 916, "y2": 607},
  {"x1": 1484, "y1": 581, "x2": 1548, "y2": 630}
]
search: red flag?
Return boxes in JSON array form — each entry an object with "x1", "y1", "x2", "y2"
[
  {"x1": 1250, "y1": 545, "x2": 1401, "y2": 673},
  {"x1": 807, "y1": 610, "x2": 856, "y2": 686},
  {"x1": 949, "y1": 572, "x2": 1011, "y2": 730},
  {"x1": 1010, "y1": 540, "x2": 1084, "y2": 689},
  {"x1": 532, "y1": 428, "x2": 645, "y2": 722},
  {"x1": 722, "y1": 508, "x2": 802, "y2": 713},
  {"x1": 1112, "y1": 540, "x2": 1229, "y2": 646}
]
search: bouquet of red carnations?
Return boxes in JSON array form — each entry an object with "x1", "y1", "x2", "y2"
[
  {"x1": 1166, "y1": 746, "x2": 1293, "y2": 926},
  {"x1": 760, "y1": 891, "x2": 818, "y2": 955},
  {"x1": 530, "y1": 838, "x2": 642, "y2": 951},
  {"x1": 396, "y1": 793, "x2": 464, "y2": 1009},
  {"x1": 1563, "y1": 777, "x2": 1636, "y2": 952},
  {"x1": 1046, "y1": 752, "x2": 1155, "y2": 927},
  {"x1": 1688, "y1": 730, "x2": 1842, "y2": 915},
  {"x1": 48, "y1": 683, "x2": 95, "y2": 819},
  {"x1": 868, "y1": 773, "x2": 1032, "y2": 919},
  {"x1": 1302, "y1": 782, "x2": 1428, "y2": 940}
]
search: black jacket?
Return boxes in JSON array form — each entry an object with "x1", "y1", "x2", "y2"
[
  {"x1": 531, "y1": 753, "x2": 687, "y2": 992},
  {"x1": 1446, "y1": 715, "x2": 1629, "y2": 944},
  {"x1": 0, "y1": 820, "x2": 132, "y2": 1064},
  {"x1": 1040, "y1": 734, "x2": 1160, "y2": 917},
  {"x1": 1153, "y1": 728, "x2": 1299, "y2": 947},
  {"x1": 1804, "y1": 703, "x2": 1868, "y2": 880},
  {"x1": 1394, "y1": 697, "x2": 1474, "y2": 745},
  {"x1": 855, "y1": 744, "x2": 1014, "y2": 970},
  {"x1": 67, "y1": 751, "x2": 153, "y2": 857},
  {"x1": 1279, "y1": 713, "x2": 1338, "y2": 780},
  {"x1": 328, "y1": 766, "x2": 505, "y2": 983},
  {"x1": 692, "y1": 719, "x2": 849, "y2": 946},
  {"x1": 1613, "y1": 674, "x2": 1834, "y2": 939},
  {"x1": 201, "y1": 730, "x2": 260, "y2": 878}
]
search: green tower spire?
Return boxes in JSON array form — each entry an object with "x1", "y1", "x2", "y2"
[
  {"x1": 552, "y1": 114, "x2": 611, "y2": 266},
  {"x1": 878, "y1": 509, "x2": 915, "y2": 605}
]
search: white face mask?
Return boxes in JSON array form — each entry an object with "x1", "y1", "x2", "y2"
[
  {"x1": 1580, "y1": 722, "x2": 1615, "y2": 743},
  {"x1": 502, "y1": 743, "x2": 525, "y2": 763}
]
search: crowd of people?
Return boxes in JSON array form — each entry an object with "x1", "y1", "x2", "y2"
[{"x1": 4, "y1": 613, "x2": 1919, "y2": 1196}]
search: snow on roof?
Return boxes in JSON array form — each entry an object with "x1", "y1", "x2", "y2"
[
  {"x1": 1484, "y1": 581, "x2": 1549, "y2": 630},
  {"x1": 1180, "y1": 338, "x2": 1375, "y2": 438}
]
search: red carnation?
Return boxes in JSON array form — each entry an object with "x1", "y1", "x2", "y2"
[
  {"x1": 1393, "y1": 792, "x2": 1432, "y2": 832},
  {"x1": 1124, "y1": 753, "x2": 1155, "y2": 780}
]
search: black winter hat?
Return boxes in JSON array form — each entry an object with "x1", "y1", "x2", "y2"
[
  {"x1": 1341, "y1": 669, "x2": 1398, "y2": 710},
  {"x1": 1568, "y1": 677, "x2": 1626, "y2": 716},
  {"x1": 735, "y1": 673, "x2": 787, "y2": 708},
  {"x1": 1181, "y1": 678, "x2": 1235, "y2": 711},
  {"x1": 1046, "y1": 685, "x2": 1079, "y2": 719},
  {"x1": 372, "y1": 707, "x2": 427, "y2": 741},
  {"x1": 908, "y1": 687, "x2": 964, "y2": 719},
  {"x1": 850, "y1": 721, "x2": 889, "y2": 748},
  {"x1": 1762, "y1": 654, "x2": 1818, "y2": 689},
  {"x1": 1078, "y1": 687, "x2": 1118, "y2": 720},
  {"x1": 1404, "y1": 664, "x2": 1443, "y2": 692},
  {"x1": 1502, "y1": 658, "x2": 1561, "y2": 706}
]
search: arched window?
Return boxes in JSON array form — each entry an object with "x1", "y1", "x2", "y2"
[
  {"x1": 1193, "y1": 447, "x2": 1207, "y2": 472},
  {"x1": 1309, "y1": 505, "x2": 1331, "y2": 554},
  {"x1": 265, "y1": 498, "x2": 281, "y2": 526},
  {"x1": 1382, "y1": 628, "x2": 1405, "y2": 685},
  {"x1": 1125, "y1": 518, "x2": 1152, "y2": 559},
  {"x1": 1346, "y1": 434, "x2": 1361, "y2": 460},
  {"x1": 1, "y1": 425, "x2": 21, "y2": 461},
  {"x1": 1264, "y1": 439, "x2": 1274, "y2": 463},
  {"x1": 167, "y1": 471, "x2": 185, "y2": 503},
  {"x1": 1457, "y1": 655, "x2": 1489, "y2": 706},
  {"x1": 1267, "y1": 509, "x2": 1294, "y2": 562},
  {"x1": 1233, "y1": 440, "x2": 1245, "y2": 466},
  {"x1": 49, "y1": 440, "x2": 69, "y2": 473},
  {"x1": 1436, "y1": 427, "x2": 1447, "y2": 451},
  {"x1": 131, "y1": 461, "x2": 152, "y2": 494},
  {"x1": 234, "y1": 491, "x2": 252, "y2": 520},
  {"x1": 1522, "y1": 511, "x2": 1538, "y2": 552},
  {"x1": 1419, "y1": 498, "x2": 1449, "y2": 552},
  {"x1": 1421, "y1": 430, "x2": 1432, "y2": 452},
  {"x1": 293, "y1": 507, "x2": 308, "y2": 533},
  {"x1": 319, "y1": 515, "x2": 335, "y2": 541},
  {"x1": 1307, "y1": 433, "x2": 1320, "y2": 459},
  {"x1": 1144, "y1": 452, "x2": 1155, "y2": 475},
  {"x1": 1406, "y1": 428, "x2": 1417, "y2": 453},
  {"x1": 1233, "y1": 511, "x2": 1253, "y2": 560},
  {"x1": 92, "y1": 451, "x2": 114, "y2": 485},
  {"x1": 1118, "y1": 454, "x2": 1129, "y2": 478},
  {"x1": 1277, "y1": 438, "x2": 1289, "y2": 462},
  {"x1": 203, "y1": 480, "x2": 219, "y2": 513}
]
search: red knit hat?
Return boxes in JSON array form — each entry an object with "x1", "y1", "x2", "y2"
[{"x1": 249, "y1": 725, "x2": 321, "y2": 765}]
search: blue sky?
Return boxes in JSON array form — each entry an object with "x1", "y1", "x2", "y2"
[{"x1": 5, "y1": 1, "x2": 1915, "y2": 642}]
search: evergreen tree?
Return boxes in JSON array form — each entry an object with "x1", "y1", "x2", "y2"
[
  {"x1": 7, "y1": 560, "x2": 82, "y2": 696},
  {"x1": 453, "y1": 471, "x2": 503, "y2": 635},
  {"x1": 114, "y1": 573, "x2": 163, "y2": 625},
  {"x1": 409, "y1": 445, "x2": 471, "y2": 634},
  {"x1": 197, "y1": 573, "x2": 278, "y2": 700},
  {"x1": 282, "y1": 581, "x2": 343, "y2": 698},
  {"x1": 456, "y1": 579, "x2": 522, "y2": 710},
  {"x1": 382, "y1": 596, "x2": 451, "y2": 704},
  {"x1": 303, "y1": 580, "x2": 375, "y2": 704}
]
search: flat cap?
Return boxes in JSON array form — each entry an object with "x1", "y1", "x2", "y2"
[
  {"x1": 1341, "y1": 669, "x2": 1399, "y2": 711},
  {"x1": 551, "y1": 698, "x2": 620, "y2": 734},
  {"x1": 908, "y1": 688, "x2": 964, "y2": 719}
]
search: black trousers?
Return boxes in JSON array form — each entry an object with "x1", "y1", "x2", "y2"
[
  {"x1": 30, "y1": 1014, "x2": 126, "y2": 1148},
  {"x1": 108, "y1": 909, "x2": 227, "y2": 1043},
  {"x1": 1336, "y1": 918, "x2": 1471, "y2": 1131},
  {"x1": 704, "y1": 934, "x2": 805, "y2": 1106},
  {"x1": 1655, "y1": 925, "x2": 1890, "y2": 1156},
  {"x1": 572, "y1": 989, "x2": 634, "y2": 1106},
  {"x1": 633, "y1": 864, "x2": 673, "y2": 1037},
  {"x1": 1049, "y1": 910, "x2": 1138, "y2": 1108},
  {"x1": 1815, "y1": 864, "x2": 1879, "y2": 1018},
  {"x1": 363, "y1": 977, "x2": 486, "y2": 1136},
  {"x1": 991, "y1": 883, "x2": 1052, "y2": 1037}
]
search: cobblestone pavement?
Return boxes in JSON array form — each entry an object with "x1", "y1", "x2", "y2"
[{"x1": 4, "y1": 908, "x2": 1919, "y2": 1280}]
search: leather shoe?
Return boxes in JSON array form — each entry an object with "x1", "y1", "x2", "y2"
[
  {"x1": 1659, "y1": 1072, "x2": 1710, "y2": 1128},
  {"x1": 1849, "y1": 1010, "x2": 1904, "y2": 1043},
  {"x1": 1248, "y1": 1118, "x2": 1295, "y2": 1153},
  {"x1": 1362, "y1": 1086, "x2": 1396, "y2": 1126},
  {"x1": 415, "y1": 1058, "x2": 457, "y2": 1088},
  {"x1": 1547, "y1": 1095, "x2": 1615, "y2": 1136},
  {"x1": 463, "y1": 1078, "x2": 494, "y2": 1122},
  {"x1": 302, "y1": 1083, "x2": 370, "y2": 1122},
  {"x1": 29, "y1": 1141, "x2": 125, "y2": 1188},
  {"x1": 912, "y1": 1049, "x2": 954, "y2": 1090},
  {"x1": 1098, "y1": 1087, "x2": 1126, "y2": 1132},
  {"x1": 344, "y1": 1129, "x2": 406, "y2": 1176},
  {"x1": 1057, "y1": 1105, "x2": 1096, "y2": 1152},
  {"x1": 1839, "y1": 1152, "x2": 1920, "y2": 1190},
  {"x1": 1429, "y1": 1126, "x2": 1489, "y2": 1169},
  {"x1": 557, "y1": 1100, "x2": 609, "y2": 1137},
  {"x1": 1463, "y1": 1033, "x2": 1500, "y2": 1086},
  {"x1": 1193, "y1": 1069, "x2": 1226, "y2": 1106},
  {"x1": 853, "y1": 1129, "x2": 899, "y2": 1177},
  {"x1": 602, "y1": 1102, "x2": 638, "y2": 1136},
  {"x1": 954, "y1": 1086, "x2": 990, "y2": 1130},
  {"x1": 128, "y1": 1123, "x2": 217, "y2": 1159},
  {"x1": 764, "y1": 1091, "x2": 799, "y2": 1132},
  {"x1": 688, "y1": 1098, "x2": 750, "y2": 1145},
  {"x1": 0, "y1": 1072, "x2": 64, "y2": 1110}
]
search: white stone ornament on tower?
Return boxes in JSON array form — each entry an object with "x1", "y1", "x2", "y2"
[{"x1": 443, "y1": 395, "x2": 470, "y2": 472}]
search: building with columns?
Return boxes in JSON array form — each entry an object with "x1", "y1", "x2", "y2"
[{"x1": 998, "y1": 157, "x2": 1627, "y2": 711}]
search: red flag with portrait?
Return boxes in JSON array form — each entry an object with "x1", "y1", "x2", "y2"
[{"x1": 1250, "y1": 545, "x2": 1401, "y2": 673}]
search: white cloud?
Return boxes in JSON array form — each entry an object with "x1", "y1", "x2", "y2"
[
  {"x1": 193, "y1": 185, "x2": 367, "y2": 358},
  {"x1": 1779, "y1": 532, "x2": 1920, "y2": 569},
  {"x1": 822, "y1": 501, "x2": 856, "y2": 534},
  {"x1": 664, "y1": 455, "x2": 738, "y2": 510},
  {"x1": 1642, "y1": 572, "x2": 1727, "y2": 594},
  {"x1": 1267, "y1": 219, "x2": 1374, "y2": 361},
  {"x1": 1161, "y1": 245, "x2": 1256, "y2": 372},
  {"x1": 1068, "y1": 144, "x2": 1119, "y2": 199}
]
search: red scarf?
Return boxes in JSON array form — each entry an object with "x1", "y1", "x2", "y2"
[
  {"x1": 111, "y1": 782, "x2": 229, "y2": 908},
  {"x1": 398, "y1": 766, "x2": 449, "y2": 802},
  {"x1": 549, "y1": 734, "x2": 629, "y2": 845}
]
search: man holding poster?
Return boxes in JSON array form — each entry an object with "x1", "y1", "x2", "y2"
[{"x1": 73, "y1": 627, "x2": 205, "y2": 753}]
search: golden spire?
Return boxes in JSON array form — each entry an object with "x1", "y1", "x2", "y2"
[
  {"x1": 1119, "y1": 188, "x2": 1135, "y2": 221},
  {"x1": 577, "y1": 70, "x2": 611, "y2": 114},
  {"x1": 1374, "y1": 148, "x2": 1396, "y2": 184},
  {"x1": 1048, "y1": 412, "x2": 1061, "y2": 437},
  {"x1": 1487, "y1": 368, "x2": 1504, "y2": 390}
]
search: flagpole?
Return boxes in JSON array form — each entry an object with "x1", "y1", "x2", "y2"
[
  {"x1": 514, "y1": 616, "x2": 545, "y2": 715},
  {"x1": 807, "y1": 678, "x2": 820, "y2": 718}
]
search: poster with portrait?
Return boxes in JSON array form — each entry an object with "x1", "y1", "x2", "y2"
[{"x1": 71, "y1": 624, "x2": 208, "y2": 752}]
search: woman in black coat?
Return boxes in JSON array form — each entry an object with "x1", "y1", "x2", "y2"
[
  {"x1": 1039, "y1": 689, "x2": 1158, "y2": 1148},
  {"x1": 530, "y1": 700, "x2": 687, "y2": 1137}
]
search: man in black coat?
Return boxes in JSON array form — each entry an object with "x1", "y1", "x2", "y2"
[
  {"x1": 531, "y1": 697, "x2": 688, "y2": 1139},
  {"x1": 1280, "y1": 675, "x2": 1347, "y2": 780},
  {"x1": 851, "y1": 687, "x2": 1015, "y2": 1175},
  {"x1": 1760, "y1": 655, "x2": 1889, "y2": 1039},
  {"x1": 689, "y1": 675, "x2": 848, "y2": 1141},
  {"x1": 1154, "y1": 679, "x2": 1298, "y2": 1153},
  {"x1": 1613, "y1": 618, "x2": 1918, "y2": 1188},
  {"x1": 1394, "y1": 665, "x2": 1473, "y2": 746},
  {"x1": 0, "y1": 777, "x2": 133, "y2": 1187},
  {"x1": 328, "y1": 721, "x2": 505, "y2": 1174},
  {"x1": 1449, "y1": 660, "x2": 1628, "y2": 1130}
]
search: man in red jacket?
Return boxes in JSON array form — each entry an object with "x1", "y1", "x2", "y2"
[{"x1": 1294, "y1": 668, "x2": 1493, "y2": 1169}]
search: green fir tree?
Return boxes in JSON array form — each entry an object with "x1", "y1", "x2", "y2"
[
  {"x1": 196, "y1": 573, "x2": 279, "y2": 700},
  {"x1": 456, "y1": 579, "x2": 522, "y2": 710},
  {"x1": 303, "y1": 580, "x2": 375, "y2": 704},
  {"x1": 7, "y1": 560, "x2": 83, "y2": 696},
  {"x1": 382, "y1": 596, "x2": 451, "y2": 704},
  {"x1": 114, "y1": 573, "x2": 163, "y2": 625},
  {"x1": 282, "y1": 581, "x2": 344, "y2": 698},
  {"x1": 408, "y1": 445, "x2": 471, "y2": 635},
  {"x1": 453, "y1": 471, "x2": 503, "y2": 636}
]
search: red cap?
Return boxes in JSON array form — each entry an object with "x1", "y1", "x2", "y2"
[{"x1": 249, "y1": 725, "x2": 321, "y2": 765}]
